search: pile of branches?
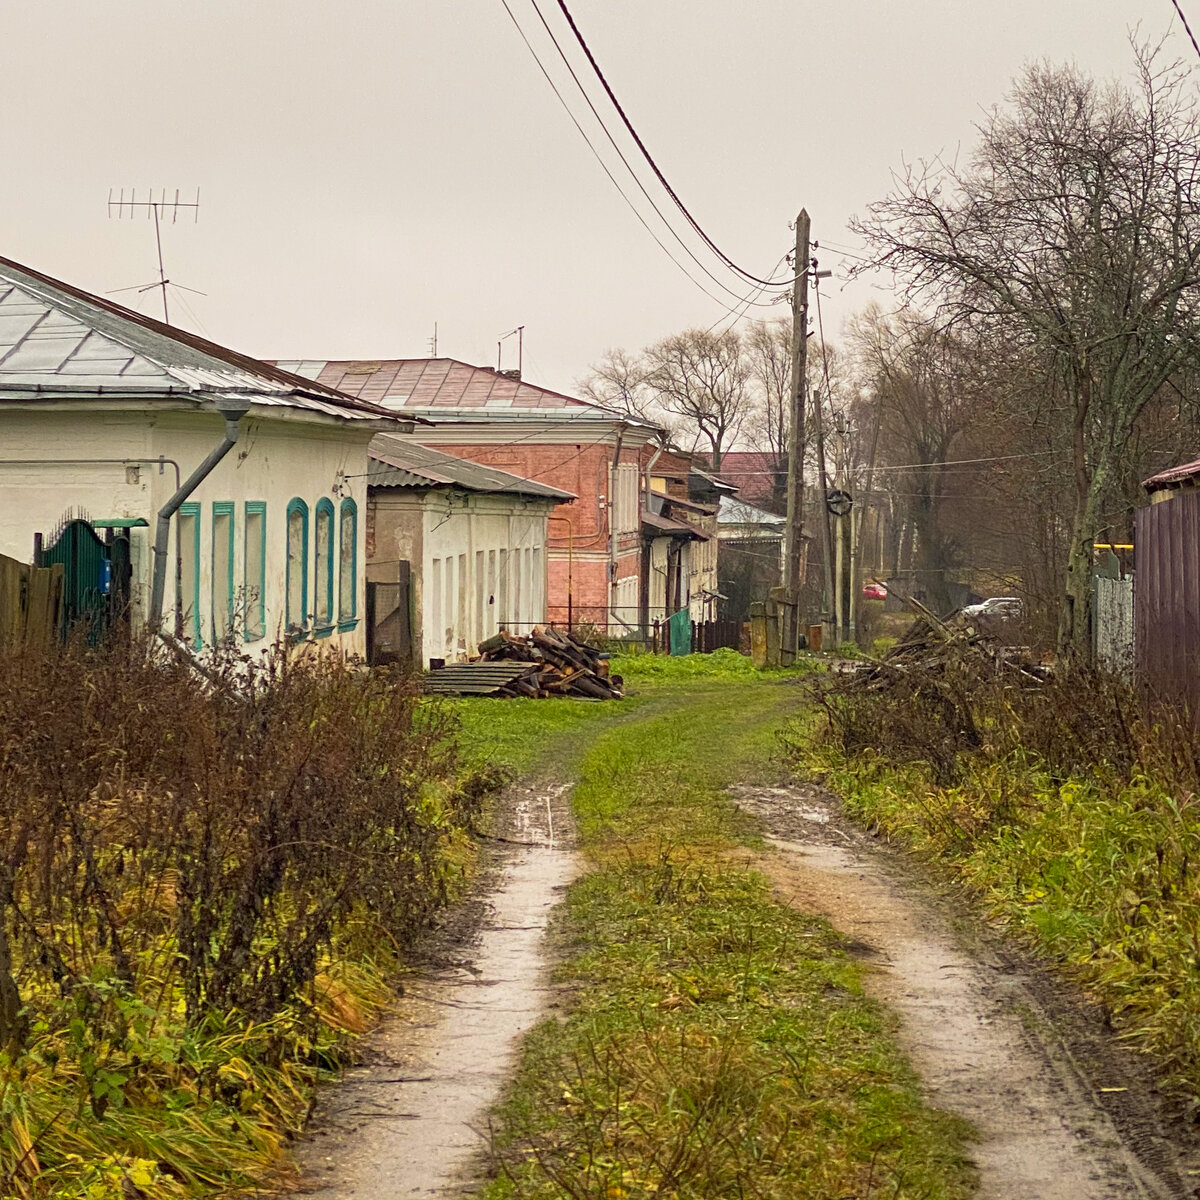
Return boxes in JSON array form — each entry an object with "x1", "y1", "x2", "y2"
[
  {"x1": 479, "y1": 627, "x2": 623, "y2": 699},
  {"x1": 809, "y1": 607, "x2": 1059, "y2": 784}
]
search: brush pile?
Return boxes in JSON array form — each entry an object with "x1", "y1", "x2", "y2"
[
  {"x1": 848, "y1": 605, "x2": 1050, "y2": 691},
  {"x1": 478, "y1": 627, "x2": 624, "y2": 699}
]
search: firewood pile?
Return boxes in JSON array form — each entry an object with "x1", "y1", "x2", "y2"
[{"x1": 475, "y1": 627, "x2": 624, "y2": 699}]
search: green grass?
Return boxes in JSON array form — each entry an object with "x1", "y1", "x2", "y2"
[{"x1": 484, "y1": 672, "x2": 976, "y2": 1200}]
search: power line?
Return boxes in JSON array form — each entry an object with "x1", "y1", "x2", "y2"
[
  {"x1": 524, "y1": 0, "x2": 776, "y2": 307},
  {"x1": 551, "y1": 0, "x2": 791, "y2": 290},
  {"x1": 1171, "y1": 0, "x2": 1200, "y2": 60},
  {"x1": 705, "y1": 253, "x2": 791, "y2": 335},
  {"x1": 497, "y1": 0, "x2": 779, "y2": 319}
]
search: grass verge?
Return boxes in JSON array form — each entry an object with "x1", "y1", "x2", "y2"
[
  {"x1": 484, "y1": 661, "x2": 975, "y2": 1199},
  {"x1": 792, "y1": 680, "x2": 1200, "y2": 1101}
]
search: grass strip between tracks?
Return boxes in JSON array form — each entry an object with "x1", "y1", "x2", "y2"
[{"x1": 476, "y1": 659, "x2": 976, "y2": 1200}]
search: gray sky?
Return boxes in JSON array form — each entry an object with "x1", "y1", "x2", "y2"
[{"x1": 1, "y1": 1, "x2": 1190, "y2": 394}]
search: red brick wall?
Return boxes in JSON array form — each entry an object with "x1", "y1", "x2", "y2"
[{"x1": 432, "y1": 441, "x2": 642, "y2": 627}]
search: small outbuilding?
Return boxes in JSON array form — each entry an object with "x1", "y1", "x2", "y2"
[{"x1": 366, "y1": 436, "x2": 574, "y2": 667}]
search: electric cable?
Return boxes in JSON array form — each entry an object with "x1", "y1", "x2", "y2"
[
  {"x1": 524, "y1": 0, "x2": 779, "y2": 306},
  {"x1": 1171, "y1": 0, "x2": 1200, "y2": 60},
  {"x1": 498, "y1": 0, "x2": 781, "y2": 319},
  {"x1": 551, "y1": 0, "x2": 792, "y2": 290}
]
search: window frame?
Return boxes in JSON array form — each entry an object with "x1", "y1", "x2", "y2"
[
  {"x1": 313, "y1": 497, "x2": 335, "y2": 638},
  {"x1": 178, "y1": 501, "x2": 202, "y2": 649},
  {"x1": 243, "y1": 501, "x2": 267, "y2": 642},
  {"x1": 285, "y1": 497, "x2": 310, "y2": 637},
  {"x1": 211, "y1": 501, "x2": 235, "y2": 644},
  {"x1": 337, "y1": 496, "x2": 358, "y2": 632}
]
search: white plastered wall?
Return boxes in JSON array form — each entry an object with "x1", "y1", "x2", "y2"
[{"x1": 0, "y1": 406, "x2": 376, "y2": 658}]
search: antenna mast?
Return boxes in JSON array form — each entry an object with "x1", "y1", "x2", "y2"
[
  {"x1": 498, "y1": 325, "x2": 525, "y2": 376},
  {"x1": 107, "y1": 188, "x2": 201, "y2": 325}
]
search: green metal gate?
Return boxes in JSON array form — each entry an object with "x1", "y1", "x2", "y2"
[
  {"x1": 36, "y1": 518, "x2": 126, "y2": 640},
  {"x1": 667, "y1": 607, "x2": 691, "y2": 656}
]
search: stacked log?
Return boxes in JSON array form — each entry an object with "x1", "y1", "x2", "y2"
[{"x1": 476, "y1": 627, "x2": 624, "y2": 699}]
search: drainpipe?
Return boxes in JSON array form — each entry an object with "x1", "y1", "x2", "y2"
[
  {"x1": 641, "y1": 440, "x2": 664, "y2": 637},
  {"x1": 148, "y1": 397, "x2": 253, "y2": 633},
  {"x1": 608, "y1": 423, "x2": 627, "y2": 631}
]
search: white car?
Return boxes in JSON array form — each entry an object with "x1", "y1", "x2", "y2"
[{"x1": 962, "y1": 596, "x2": 1024, "y2": 620}]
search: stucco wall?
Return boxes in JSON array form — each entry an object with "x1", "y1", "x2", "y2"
[
  {"x1": 369, "y1": 486, "x2": 553, "y2": 666},
  {"x1": 431, "y1": 440, "x2": 642, "y2": 629},
  {"x1": 0, "y1": 407, "x2": 376, "y2": 657}
]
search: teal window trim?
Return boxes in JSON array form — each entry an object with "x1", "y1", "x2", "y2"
[
  {"x1": 243, "y1": 501, "x2": 267, "y2": 642},
  {"x1": 338, "y1": 496, "x2": 358, "y2": 624},
  {"x1": 314, "y1": 497, "x2": 335, "y2": 636},
  {"x1": 211, "y1": 501, "x2": 235, "y2": 643},
  {"x1": 286, "y1": 497, "x2": 309, "y2": 635},
  {"x1": 179, "y1": 501, "x2": 202, "y2": 649}
]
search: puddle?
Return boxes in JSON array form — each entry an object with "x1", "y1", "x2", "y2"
[
  {"x1": 293, "y1": 783, "x2": 577, "y2": 1199},
  {"x1": 733, "y1": 783, "x2": 1188, "y2": 1200}
]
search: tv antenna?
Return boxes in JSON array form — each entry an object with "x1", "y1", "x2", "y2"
[
  {"x1": 107, "y1": 188, "x2": 201, "y2": 325},
  {"x1": 497, "y1": 324, "x2": 524, "y2": 376},
  {"x1": 428, "y1": 321, "x2": 438, "y2": 357}
]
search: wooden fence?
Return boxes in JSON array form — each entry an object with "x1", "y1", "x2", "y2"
[{"x1": 0, "y1": 554, "x2": 64, "y2": 652}]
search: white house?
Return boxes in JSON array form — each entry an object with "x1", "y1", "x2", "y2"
[
  {"x1": 366, "y1": 435, "x2": 573, "y2": 666},
  {"x1": 0, "y1": 255, "x2": 410, "y2": 656}
]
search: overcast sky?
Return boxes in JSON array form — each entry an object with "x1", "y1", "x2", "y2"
[{"x1": 1, "y1": 1, "x2": 1191, "y2": 394}]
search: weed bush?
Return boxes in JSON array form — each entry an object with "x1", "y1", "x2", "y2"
[{"x1": 0, "y1": 635, "x2": 477, "y2": 1197}]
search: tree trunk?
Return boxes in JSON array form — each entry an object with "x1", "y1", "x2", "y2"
[{"x1": 1059, "y1": 369, "x2": 1098, "y2": 661}]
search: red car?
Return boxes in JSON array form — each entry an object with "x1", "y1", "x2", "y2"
[{"x1": 861, "y1": 583, "x2": 887, "y2": 601}]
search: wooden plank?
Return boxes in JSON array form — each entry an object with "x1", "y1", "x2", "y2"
[{"x1": 0, "y1": 556, "x2": 24, "y2": 653}]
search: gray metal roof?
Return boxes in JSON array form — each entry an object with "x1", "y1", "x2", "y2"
[
  {"x1": 0, "y1": 256, "x2": 407, "y2": 424},
  {"x1": 368, "y1": 435, "x2": 574, "y2": 501},
  {"x1": 718, "y1": 496, "x2": 786, "y2": 527}
]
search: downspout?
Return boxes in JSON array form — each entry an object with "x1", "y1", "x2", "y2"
[
  {"x1": 639, "y1": 441, "x2": 665, "y2": 638},
  {"x1": 607, "y1": 423, "x2": 627, "y2": 630},
  {"x1": 149, "y1": 397, "x2": 253, "y2": 633}
]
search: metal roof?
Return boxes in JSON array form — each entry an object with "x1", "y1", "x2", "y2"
[
  {"x1": 368, "y1": 435, "x2": 574, "y2": 501},
  {"x1": 275, "y1": 356, "x2": 661, "y2": 430},
  {"x1": 642, "y1": 509, "x2": 708, "y2": 540},
  {"x1": 0, "y1": 256, "x2": 407, "y2": 424},
  {"x1": 423, "y1": 662, "x2": 538, "y2": 695},
  {"x1": 1144, "y1": 457, "x2": 1200, "y2": 490},
  {"x1": 718, "y1": 496, "x2": 786, "y2": 527}
]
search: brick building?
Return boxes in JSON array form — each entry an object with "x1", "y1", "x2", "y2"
[{"x1": 275, "y1": 358, "x2": 662, "y2": 631}]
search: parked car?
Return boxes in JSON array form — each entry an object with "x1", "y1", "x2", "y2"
[
  {"x1": 861, "y1": 582, "x2": 887, "y2": 600},
  {"x1": 962, "y1": 596, "x2": 1024, "y2": 621}
]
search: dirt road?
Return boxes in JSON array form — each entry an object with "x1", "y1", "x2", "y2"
[
  {"x1": 291, "y1": 778, "x2": 576, "y2": 1199},
  {"x1": 735, "y1": 780, "x2": 1200, "y2": 1200}
]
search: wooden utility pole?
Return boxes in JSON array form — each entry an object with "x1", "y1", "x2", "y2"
[{"x1": 781, "y1": 210, "x2": 810, "y2": 662}]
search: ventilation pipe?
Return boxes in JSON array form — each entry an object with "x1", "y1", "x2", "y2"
[{"x1": 148, "y1": 396, "x2": 252, "y2": 633}]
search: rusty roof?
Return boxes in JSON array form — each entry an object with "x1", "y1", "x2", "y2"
[
  {"x1": 642, "y1": 509, "x2": 708, "y2": 540},
  {"x1": 368, "y1": 436, "x2": 574, "y2": 501},
  {"x1": 274, "y1": 357, "x2": 661, "y2": 430},
  {"x1": 1144, "y1": 457, "x2": 1200, "y2": 490},
  {"x1": 0, "y1": 255, "x2": 407, "y2": 424}
]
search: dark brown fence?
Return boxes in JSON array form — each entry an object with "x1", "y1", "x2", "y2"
[
  {"x1": 1135, "y1": 490, "x2": 1200, "y2": 716},
  {"x1": 691, "y1": 618, "x2": 743, "y2": 654}
]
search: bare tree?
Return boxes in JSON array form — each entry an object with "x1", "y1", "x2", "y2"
[
  {"x1": 743, "y1": 317, "x2": 792, "y2": 459},
  {"x1": 642, "y1": 328, "x2": 752, "y2": 469},
  {"x1": 579, "y1": 348, "x2": 664, "y2": 426},
  {"x1": 854, "y1": 45, "x2": 1200, "y2": 655}
]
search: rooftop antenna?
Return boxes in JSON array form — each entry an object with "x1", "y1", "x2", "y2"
[
  {"x1": 498, "y1": 324, "x2": 524, "y2": 377},
  {"x1": 428, "y1": 321, "x2": 438, "y2": 357},
  {"x1": 107, "y1": 187, "x2": 201, "y2": 325}
]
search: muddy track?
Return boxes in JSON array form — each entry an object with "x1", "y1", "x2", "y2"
[
  {"x1": 289, "y1": 772, "x2": 578, "y2": 1199},
  {"x1": 734, "y1": 780, "x2": 1200, "y2": 1200}
]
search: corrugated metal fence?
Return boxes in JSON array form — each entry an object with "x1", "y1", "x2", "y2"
[{"x1": 1134, "y1": 490, "x2": 1200, "y2": 713}]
